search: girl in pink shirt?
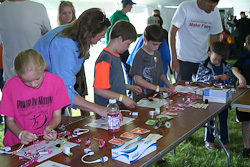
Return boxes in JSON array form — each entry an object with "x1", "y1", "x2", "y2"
[{"x1": 0, "y1": 49, "x2": 70, "y2": 146}]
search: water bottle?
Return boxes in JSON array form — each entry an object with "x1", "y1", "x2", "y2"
[{"x1": 107, "y1": 99, "x2": 120, "y2": 133}]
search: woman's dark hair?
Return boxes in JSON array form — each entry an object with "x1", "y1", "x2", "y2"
[
  {"x1": 153, "y1": 14, "x2": 163, "y2": 27},
  {"x1": 60, "y1": 8, "x2": 111, "y2": 58}
]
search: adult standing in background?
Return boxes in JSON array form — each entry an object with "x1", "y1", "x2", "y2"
[
  {"x1": 57, "y1": 1, "x2": 88, "y2": 116},
  {"x1": 152, "y1": 9, "x2": 160, "y2": 16},
  {"x1": 235, "y1": 11, "x2": 250, "y2": 54},
  {"x1": 0, "y1": 0, "x2": 51, "y2": 82},
  {"x1": 169, "y1": 0, "x2": 222, "y2": 82},
  {"x1": 58, "y1": 1, "x2": 76, "y2": 25},
  {"x1": 154, "y1": 14, "x2": 168, "y2": 44},
  {"x1": 34, "y1": 8, "x2": 111, "y2": 118},
  {"x1": 105, "y1": 0, "x2": 136, "y2": 85}
]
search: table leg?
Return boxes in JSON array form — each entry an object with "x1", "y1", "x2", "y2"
[
  {"x1": 172, "y1": 148, "x2": 176, "y2": 156},
  {"x1": 213, "y1": 116, "x2": 230, "y2": 167}
]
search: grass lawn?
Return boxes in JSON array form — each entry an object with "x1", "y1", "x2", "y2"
[{"x1": 152, "y1": 106, "x2": 250, "y2": 167}]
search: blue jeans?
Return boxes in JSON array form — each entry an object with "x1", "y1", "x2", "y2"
[{"x1": 205, "y1": 108, "x2": 229, "y2": 145}]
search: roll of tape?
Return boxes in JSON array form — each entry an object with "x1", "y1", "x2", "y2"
[{"x1": 165, "y1": 121, "x2": 171, "y2": 128}]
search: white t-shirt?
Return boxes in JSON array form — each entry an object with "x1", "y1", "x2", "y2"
[
  {"x1": 171, "y1": 1, "x2": 222, "y2": 63},
  {"x1": 0, "y1": 0, "x2": 51, "y2": 81}
]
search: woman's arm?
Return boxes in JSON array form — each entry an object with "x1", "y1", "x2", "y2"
[{"x1": 73, "y1": 94, "x2": 107, "y2": 117}]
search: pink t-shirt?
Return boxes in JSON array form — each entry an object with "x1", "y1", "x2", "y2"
[{"x1": 0, "y1": 72, "x2": 70, "y2": 146}]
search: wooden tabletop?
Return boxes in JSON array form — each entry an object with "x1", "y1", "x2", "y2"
[
  {"x1": 0, "y1": 86, "x2": 247, "y2": 167},
  {"x1": 232, "y1": 89, "x2": 250, "y2": 109}
]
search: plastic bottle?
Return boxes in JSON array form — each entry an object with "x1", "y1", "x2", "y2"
[{"x1": 107, "y1": 99, "x2": 120, "y2": 133}]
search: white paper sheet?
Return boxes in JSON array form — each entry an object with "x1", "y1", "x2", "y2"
[
  {"x1": 36, "y1": 160, "x2": 71, "y2": 167},
  {"x1": 16, "y1": 139, "x2": 78, "y2": 162},
  {"x1": 85, "y1": 117, "x2": 135, "y2": 130},
  {"x1": 137, "y1": 98, "x2": 166, "y2": 108}
]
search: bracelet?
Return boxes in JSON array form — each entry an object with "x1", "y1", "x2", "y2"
[
  {"x1": 18, "y1": 131, "x2": 24, "y2": 140},
  {"x1": 156, "y1": 85, "x2": 160, "y2": 92},
  {"x1": 118, "y1": 94, "x2": 123, "y2": 102}
]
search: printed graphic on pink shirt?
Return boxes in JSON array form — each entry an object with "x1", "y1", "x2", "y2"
[{"x1": 17, "y1": 96, "x2": 53, "y2": 130}]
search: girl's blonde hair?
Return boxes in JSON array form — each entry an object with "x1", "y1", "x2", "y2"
[
  {"x1": 58, "y1": 1, "x2": 76, "y2": 25},
  {"x1": 246, "y1": 35, "x2": 250, "y2": 52},
  {"x1": 14, "y1": 49, "x2": 47, "y2": 76},
  {"x1": 60, "y1": 8, "x2": 110, "y2": 58}
]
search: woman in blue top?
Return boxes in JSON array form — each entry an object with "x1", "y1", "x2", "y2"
[{"x1": 34, "y1": 8, "x2": 111, "y2": 117}]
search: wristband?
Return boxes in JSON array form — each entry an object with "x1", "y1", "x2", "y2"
[
  {"x1": 18, "y1": 131, "x2": 24, "y2": 140},
  {"x1": 118, "y1": 94, "x2": 123, "y2": 102},
  {"x1": 156, "y1": 85, "x2": 160, "y2": 92}
]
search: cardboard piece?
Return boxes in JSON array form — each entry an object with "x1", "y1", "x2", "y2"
[{"x1": 203, "y1": 88, "x2": 232, "y2": 103}]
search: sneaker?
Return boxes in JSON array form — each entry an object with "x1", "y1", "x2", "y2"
[
  {"x1": 238, "y1": 148, "x2": 250, "y2": 157},
  {"x1": 205, "y1": 141, "x2": 216, "y2": 150}
]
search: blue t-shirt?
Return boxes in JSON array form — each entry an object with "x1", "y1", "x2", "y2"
[{"x1": 34, "y1": 25, "x2": 83, "y2": 107}]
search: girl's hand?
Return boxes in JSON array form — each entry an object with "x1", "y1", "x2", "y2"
[
  {"x1": 43, "y1": 127, "x2": 57, "y2": 143},
  {"x1": 122, "y1": 96, "x2": 137, "y2": 108},
  {"x1": 20, "y1": 131, "x2": 37, "y2": 145}
]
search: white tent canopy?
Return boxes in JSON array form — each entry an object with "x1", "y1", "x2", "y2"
[{"x1": 32, "y1": 0, "x2": 250, "y2": 30}]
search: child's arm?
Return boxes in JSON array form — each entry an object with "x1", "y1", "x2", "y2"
[
  {"x1": 215, "y1": 63, "x2": 237, "y2": 85},
  {"x1": 160, "y1": 74, "x2": 175, "y2": 91},
  {"x1": 6, "y1": 117, "x2": 37, "y2": 145},
  {"x1": 195, "y1": 63, "x2": 213, "y2": 82},
  {"x1": 232, "y1": 67, "x2": 247, "y2": 87},
  {"x1": 134, "y1": 75, "x2": 173, "y2": 93},
  {"x1": 94, "y1": 88, "x2": 137, "y2": 108},
  {"x1": 214, "y1": 74, "x2": 229, "y2": 81},
  {"x1": 43, "y1": 109, "x2": 61, "y2": 142},
  {"x1": 126, "y1": 84, "x2": 142, "y2": 96}
]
